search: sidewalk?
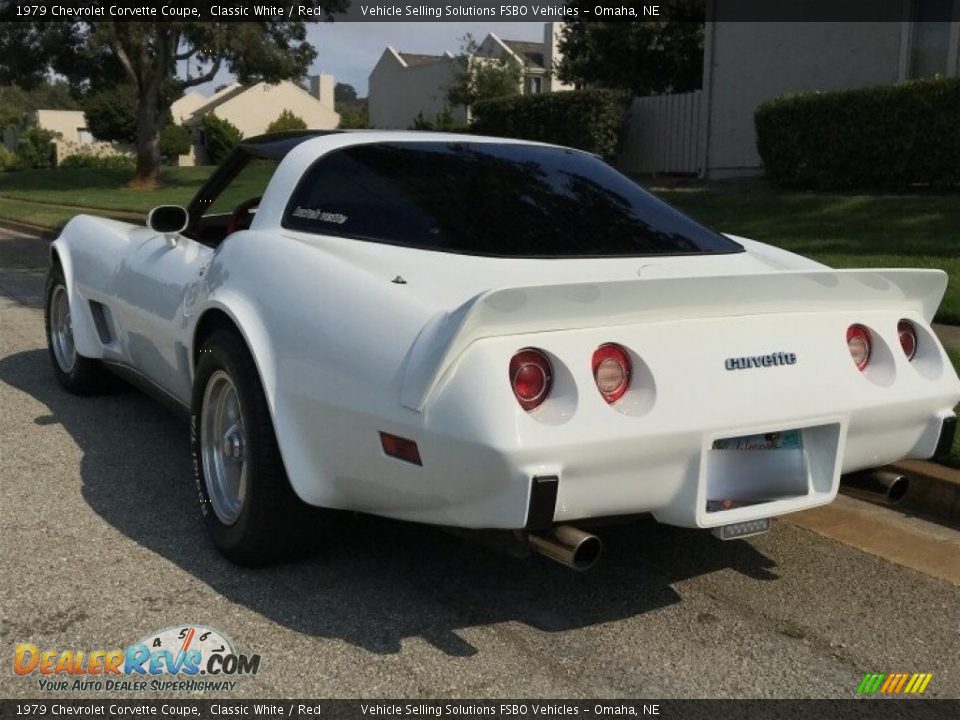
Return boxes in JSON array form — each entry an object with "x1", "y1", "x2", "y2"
[{"x1": 934, "y1": 323, "x2": 960, "y2": 352}]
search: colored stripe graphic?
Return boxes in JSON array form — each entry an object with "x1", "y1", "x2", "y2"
[
  {"x1": 857, "y1": 672, "x2": 932, "y2": 695},
  {"x1": 857, "y1": 673, "x2": 885, "y2": 694}
]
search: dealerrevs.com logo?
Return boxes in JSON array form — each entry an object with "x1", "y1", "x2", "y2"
[{"x1": 13, "y1": 625, "x2": 261, "y2": 693}]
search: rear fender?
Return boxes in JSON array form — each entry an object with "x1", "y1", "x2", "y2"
[{"x1": 191, "y1": 293, "x2": 278, "y2": 410}]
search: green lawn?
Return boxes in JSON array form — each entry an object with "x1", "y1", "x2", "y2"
[{"x1": 0, "y1": 166, "x2": 212, "y2": 215}]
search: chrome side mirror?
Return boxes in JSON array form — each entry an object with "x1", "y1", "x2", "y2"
[{"x1": 147, "y1": 205, "x2": 188, "y2": 245}]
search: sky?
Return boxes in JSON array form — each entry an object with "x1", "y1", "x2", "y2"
[{"x1": 188, "y1": 22, "x2": 546, "y2": 98}]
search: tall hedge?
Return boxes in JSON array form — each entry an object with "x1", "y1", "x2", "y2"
[
  {"x1": 755, "y1": 77, "x2": 960, "y2": 190},
  {"x1": 472, "y1": 89, "x2": 630, "y2": 158}
]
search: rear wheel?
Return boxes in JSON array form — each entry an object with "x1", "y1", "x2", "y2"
[
  {"x1": 44, "y1": 262, "x2": 112, "y2": 394},
  {"x1": 191, "y1": 328, "x2": 323, "y2": 565}
]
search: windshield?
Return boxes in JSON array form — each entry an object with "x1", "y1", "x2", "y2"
[{"x1": 283, "y1": 141, "x2": 742, "y2": 257}]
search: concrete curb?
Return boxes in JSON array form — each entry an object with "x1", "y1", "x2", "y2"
[
  {"x1": 0, "y1": 217, "x2": 54, "y2": 238},
  {"x1": 841, "y1": 460, "x2": 960, "y2": 527}
]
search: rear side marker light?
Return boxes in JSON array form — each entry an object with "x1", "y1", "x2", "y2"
[
  {"x1": 380, "y1": 432, "x2": 422, "y2": 465},
  {"x1": 592, "y1": 343, "x2": 631, "y2": 403},
  {"x1": 510, "y1": 348, "x2": 553, "y2": 411},
  {"x1": 898, "y1": 320, "x2": 917, "y2": 361},
  {"x1": 846, "y1": 324, "x2": 871, "y2": 371}
]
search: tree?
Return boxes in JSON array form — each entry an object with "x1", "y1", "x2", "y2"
[
  {"x1": 202, "y1": 114, "x2": 242, "y2": 164},
  {"x1": 337, "y1": 102, "x2": 369, "y2": 129},
  {"x1": 0, "y1": 24, "x2": 61, "y2": 89},
  {"x1": 82, "y1": 85, "x2": 139, "y2": 143},
  {"x1": 266, "y1": 109, "x2": 307, "y2": 133},
  {"x1": 558, "y1": 4, "x2": 706, "y2": 95},
  {"x1": 1, "y1": 6, "x2": 348, "y2": 187},
  {"x1": 447, "y1": 35, "x2": 522, "y2": 112},
  {"x1": 334, "y1": 82, "x2": 357, "y2": 103}
]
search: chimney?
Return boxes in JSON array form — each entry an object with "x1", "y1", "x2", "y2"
[
  {"x1": 308, "y1": 73, "x2": 336, "y2": 110},
  {"x1": 543, "y1": 22, "x2": 571, "y2": 92}
]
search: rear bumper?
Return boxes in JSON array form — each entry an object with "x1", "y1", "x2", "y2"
[
  {"x1": 399, "y1": 407, "x2": 955, "y2": 531},
  {"x1": 933, "y1": 415, "x2": 957, "y2": 460}
]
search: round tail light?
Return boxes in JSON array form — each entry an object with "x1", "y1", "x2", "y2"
[
  {"x1": 592, "y1": 343, "x2": 631, "y2": 403},
  {"x1": 846, "y1": 324, "x2": 871, "y2": 371},
  {"x1": 897, "y1": 320, "x2": 917, "y2": 361},
  {"x1": 509, "y1": 349, "x2": 552, "y2": 411}
]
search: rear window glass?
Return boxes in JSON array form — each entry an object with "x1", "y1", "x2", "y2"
[{"x1": 283, "y1": 142, "x2": 741, "y2": 257}]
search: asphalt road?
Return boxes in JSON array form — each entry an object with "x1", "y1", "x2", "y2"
[{"x1": 1, "y1": 226, "x2": 958, "y2": 700}]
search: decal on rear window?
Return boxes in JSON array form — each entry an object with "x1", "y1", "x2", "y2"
[{"x1": 291, "y1": 206, "x2": 348, "y2": 224}]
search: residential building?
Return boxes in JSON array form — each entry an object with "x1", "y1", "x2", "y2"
[
  {"x1": 618, "y1": 2, "x2": 960, "y2": 178},
  {"x1": 368, "y1": 22, "x2": 571, "y2": 129},
  {"x1": 14, "y1": 73, "x2": 340, "y2": 167},
  {"x1": 180, "y1": 75, "x2": 340, "y2": 164}
]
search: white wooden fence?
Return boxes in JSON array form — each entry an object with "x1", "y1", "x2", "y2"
[{"x1": 617, "y1": 91, "x2": 703, "y2": 176}]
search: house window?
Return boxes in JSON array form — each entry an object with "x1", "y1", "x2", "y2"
[
  {"x1": 908, "y1": 0, "x2": 953, "y2": 78},
  {"x1": 77, "y1": 128, "x2": 93, "y2": 144},
  {"x1": 526, "y1": 76, "x2": 543, "y2": 94}
]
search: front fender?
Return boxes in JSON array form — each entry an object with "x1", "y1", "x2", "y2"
[{"x1": 51, "y1": 233, "x2": 104, "y2": 360}]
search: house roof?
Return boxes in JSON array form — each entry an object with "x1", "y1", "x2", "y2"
[
  {"x1": 398, "y1": 52, "x2": 445, "y2": 67},
  {"x1": 501, "y1": 40, "x2": 545, "y2": 69},
  {"x1": 183, "y1": 84, "x2": 247, "y2": 122}
]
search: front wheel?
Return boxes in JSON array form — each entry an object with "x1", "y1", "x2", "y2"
[
  {"x1": 44, "y1": 262, "x2": 112, "y2": 394},
  {"x1": 191, "y1": 329, "x2": 323, "y2": 565}
]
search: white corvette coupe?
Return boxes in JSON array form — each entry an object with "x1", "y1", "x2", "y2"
[{"x1": 46, "y1": 131, "x2": 960, "y2": 568}]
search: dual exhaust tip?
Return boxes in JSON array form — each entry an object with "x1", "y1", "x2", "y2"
[
  {"x1": 843, "y1": 469, "x2": 910, "y2": 505},
  {"x1": 528, "y1": 525, "x2": 603, "y2": 571}
]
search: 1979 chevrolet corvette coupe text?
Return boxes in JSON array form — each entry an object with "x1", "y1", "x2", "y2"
[{"x1": 46, "y1": 131, "x2": 960, "y2": 568}]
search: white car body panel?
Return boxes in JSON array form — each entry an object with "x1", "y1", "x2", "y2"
[{"x1": 50, "y1": 131, "x2": 960, "y2": 531}]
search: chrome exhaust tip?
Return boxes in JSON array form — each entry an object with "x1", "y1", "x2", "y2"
[
  {"x1": 528, "y1": 525, "x2": 602, "y2": 571},
  {"x1": 843, "y1": 470, "x2": 910, "y2": 505}
]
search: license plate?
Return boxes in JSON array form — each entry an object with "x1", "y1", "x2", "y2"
[{"x1": 712, "y1": 430, "x2": 802, "y2": 451}]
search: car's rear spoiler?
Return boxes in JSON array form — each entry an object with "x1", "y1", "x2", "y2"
[{"x1": 399, "y1": 269, "x2": 948, "y2": 411}]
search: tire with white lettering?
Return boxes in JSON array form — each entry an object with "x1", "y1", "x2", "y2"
[{"x1": 191, "y1": 328, "x2": 323, "y2": 565}]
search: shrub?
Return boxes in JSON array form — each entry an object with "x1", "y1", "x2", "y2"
[
  {"x1": 471, "y1": 89, "x2": 630, "y2": 158},
  {"x1": 337, "y1": 103, "x2": 369, "y2": 129},
  {"x1": 159, "y1": 123, "x2": 191, "y2": 157},
  {"x1": 755, "y1": 77, "x2": 960, "y2": 190},
  {"x1": 59, "y1": 153, "x2": 135, "y2": 169},
  {"x1": 410, "y1": 107, "x2": 466, "y2": 132},
  {"x1": 265, "y1": 109, "x2": 307, "y2": 133},
  {"x1": 15, "y1": 126, "x2": 59, "y2": 169},
  {"x1": 201, "y1": 114, "x2": 242, "y2": 164},
  {"x1": 0, "y1": 145, "x2": 17, "y2": 171}
]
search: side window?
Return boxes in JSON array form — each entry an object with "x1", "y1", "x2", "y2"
[{"x1": 202, "y1": 158, "x2": 279, "y2": 217}]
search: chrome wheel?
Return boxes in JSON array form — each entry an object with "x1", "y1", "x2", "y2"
[
  {"x1": 201, "y1": 370, "x2": 247, "y2": 525},
  {"x1": 49, "y1": 284, "x2": 76, "y2": 373}
]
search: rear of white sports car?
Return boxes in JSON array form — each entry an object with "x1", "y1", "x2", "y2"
[{"x1": 277, "y1": 137, "x2": 959, "y2": 568}]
